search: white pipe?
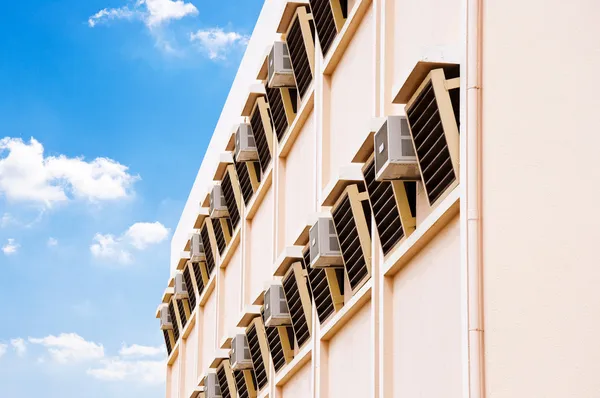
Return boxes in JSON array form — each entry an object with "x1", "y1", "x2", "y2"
[{"x1": 466, "y1": 0, "x2": 484, "y2": 395}]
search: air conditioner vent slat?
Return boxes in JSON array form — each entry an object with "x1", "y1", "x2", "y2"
[
  {"x1": 177, "y1": 299, "x2": 187, "y2": 329},
  {"x1": 246, "y1": 322, "x2": 268, "y2": 391},
  {"x1": 287, "y1": 11, "x2": 313, "y2": 98},
  {"x1": 183, "y1": 267, "x2": 196, "y2": 310},
  {"x1": 282, "y1": 266, "x2": 311, "y2": 348},
  {"x1": 233, "y1": 370, "x2": 255, "y2": 398},
  {"x1": 163, "y1": 330, "x2": 172, "y2": 355},
  {"x1": 415, "y1": 117, "x2": 442, "y2": 152},
  {"x1": 250, "y1": 104, "x2": 272, "y2": 174},
  {"x1": 234, "y1": 155, "x2": 255, "y2": 206},
  {"x1": 261, "y1": 307, "x2": 293, "y2": 372},
  {"x1": 266, "y1": 86, "x2": 289, "y2": 142},
  {"x1": 201, "y1": 224, "x2": 216, "y2": 275},
  {"x1": 168, "y1": 301, "x2": 180, "y2": 342},
  {"x1": 213, "y1": 218, "x2": 232, "y2": 256},
  {"x1": 363, "y1": 160, "x2": 404, "y2": 255},
  {"x1": 192, "y1": 262, "x2": 205, "y2": 297},
  {"x1": 221, "y1": 173, "x2": 240, "y2": 230},
  {"x1": 217, "y1": 363, "x2": 232, "y2": 398},
  {"x1": 309, "y1": 0, "x2": 338, "y2": 55}
]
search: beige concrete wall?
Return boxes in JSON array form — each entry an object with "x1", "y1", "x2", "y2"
[
  {"x1": 248, "y1": 186, "x2": 274, "y2": 303},
  {"x1": 200, "y1": 292, "x2": 217, "y2": 376},
  {"x1": 168, "y1": 359, "x2": 179, "y2": 398},
  {"x1": 481, "y1": 0, "x2": 600, "y2": 397},
  {"x1": 281, "y1": 362, "x2": 312, "y2": 398},
  {"x1": 219, "y1": 247, "x2": 242, "y2": 342},
  {"x1": 183, "y1": 324, "x2": 198, "y2": 398},
  {"x1": 392, "y1": 216, "x2": 461, "y2": 397}
]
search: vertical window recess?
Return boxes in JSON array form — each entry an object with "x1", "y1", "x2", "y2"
[
  {"x1": 245, "y1": 318, "x2": 270, "y2": 391},
  {"x1": 233, "y1": 369, "x2": 257, "y2": 398},
  {"x1": 261, "y1": 307, "x2": 294, "y2": 372},
  {"x1": 266, "y1": 85, "x2": 298, "y2": 143},
  {"x1": 168, "y1": 300, "x2": 180, "y2": 342},
  {"x1": 405, "y1": 68, "x2": 460, "y2": 206},
  {"x1": 221, "y1": 166, "x2": 242, "y2": 230},
  {"x1": 331, "y1": 184, "x2": 373, "y2": 294},
  {"x1": 282, "y1": 262, "x2": 312, "y2": 349},
  {"x1": 183, "y1": 265, "x2": 197, "y2": 310},
  {"x1": 163, "y1": 330, "x2": 174, "y2": 355},
  {"x1": 217, "y1": 359, "x2": 237, "y2": 398},
  {"x1": 285, "y1": 6, "x2": 315, "y2": 99},
  {"x1": 309, "y1": 0, "x2": 347, "y2": 56},
  {"x1": 176, "y1": 299, "x2": 189, "y2": 330},
  {"x1": 200, "y1": 220, "x2": 217, "y2": 275},
  {"x1": 304, "y1": 246, "x2": 344, "y2": 324},
  {"x1": 363, "y1": 157, "x2": 417, "y2": 255},
  {"x1": 250, "y1": 97, "x2": 273, "y2": 174}
]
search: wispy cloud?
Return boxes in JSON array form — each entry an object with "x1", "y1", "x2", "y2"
[
  {"x1": 2, "y1": 238, "x2": 19, "y2": 255},
  {"x1": 11, "y1": 338, "x2": 27, "y2": 357},
  {"x1": 0, "y1": 343, "x2": 7, "y2": 358},
  {"x1": 87, "y1": 357, "x2": 165, "y2": 384},
  {"x1": 29, "y1": 333, "x2": 105, "y2": 364},
  {"x1": 0, "y1": 137, "x2": 138, "y2": 207},
  {"x1": 47, "y1": 237, "x2": 58, "y2": 247},
  {"x1": 119, "y1": 343, "x2": 164, "y2": 357},
  {"x1": 190, "y1": 28, "x2": 249, "y2": 60},
  {"x1": 90, "y1": 221, "x2": 170, "y2": 265},
  {"x1": 89, "y1": 0, "x2": 199, "y2": 28}
]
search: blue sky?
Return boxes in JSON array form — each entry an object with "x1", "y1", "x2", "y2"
[{"x1": 0, "y1": 0, "x2": 262, "y2": 396}]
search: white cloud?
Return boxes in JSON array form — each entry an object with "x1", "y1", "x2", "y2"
[
  {"x1": 0, "y1": 343, "x2": 7, "y2": 358},
  {"x1": 2, "y1": 238, "x2": 19, "y2": 255},
  {"x1": 0, "y1": 137, "x2": 138, "y2": 207},
  {"x1": 11, "y1": 338, "x2": 27, "y2": 357},
  {"x1": 47, "y1": 237, "x2": 58, "y2": 247},
  {"x1": 190, "y1": 28, "x2": 249, "y2": 60},
  {"x1": 89, "y1": 0, "x2": 198, "y2": 28},
  {"x1": 119, "y1": 344, "x2": 163, "y2": 357},
  {"x1": 87, "y1": 358, "x2": 166, "y2": 384},
  {"x1": 90, "y1": 222, "x2": 169, "y2": 264},
  {"x1": 1, "y1": 213, "x2": 13, "y2": 228},
  {"x1": 29, "y1": 333, "x2": 105, "y2": 364}
]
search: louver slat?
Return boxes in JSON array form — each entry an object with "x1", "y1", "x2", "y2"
[
  {"x1": 217, "y1": 360, "x2": 234, "y2": 398},
  {"x1": 282, "y1": 263, "x2": 311, "y2": 348},
  {"x1": 309, "y1": 0, "x2": 338, "y2": 56},
  {"x1": 192, "y1": 262, "x2": 205, "y2": 297},
  {"x1": 261, "y1": 307, "x2": 294, "y2": 372},
  {"x1": 200, "y1": 223, "x2": 216, "y2": 275},
  {"x1": 169, "y1": 301, "x2": 180, "y2": 342},
  {"x1": 250, "y1": 101, "x2": 272, "y2": 173},
  {"x1": 246, "y1": 322, "x2": 268, "y2": 391},
  {"x1": 234, "y1": 156, "x2": 255, "y2": 206},
  {"x1": 163, "y1": 330, "x2": 172, "y2": 355},
  {"x1": 305, "y1": 244, "x2": 344, "y2": 324},
  {"x1": 234, "y1": 370, "x2": 257, "y2": 398},
  {"x1": 363, "y1": 159, "x2": 404, "y2": 255},
  {"x1": 266, "y1": 86, "x2": 288, "y2": 142},
  {"x1": 221, "y1": 172, "x2": 240, "y2": 229},
  {"x1": 287, "y1": 10, "x2": 313, "y2": 99},
  {"x1": 212, "y1": 218, "x2": 232, "y2": 256},
  {"x1": 177, "y1": 300, "x2": 187, "y2": 329},
  {"x1": 406, "y1": 69, "x2": 460, "y2": 205},
  {"x1": 183, "y1": 266, "x2": 196, "y2": 310},
  {"x1": 332, "y1": 185, "x2": 372, "y2": 293}
]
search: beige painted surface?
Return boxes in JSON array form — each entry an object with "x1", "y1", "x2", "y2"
[
  {"x1": 281, "y1": 362, "x2": 312, "y2": 398},
  {"x1": 184, "y1": 323, "x2": 197, "y2": 398},
  {"x1": 326, "y1": 7, "x2": 374, "y2": 189},
  {"x1": 392, "y1": 216, "x2": 461, "y2": 397},
  {"x1": 200, "y1": 292, "x2": 217, "y2": 376},
  {"x1": 248, "y1": 186, "x2": 274, "y2": 303},
  {"x1": 168, "y1": 359, "x2": 179, "y2": 398},
  {"x1": 482, "y1": 0, "x2": 600, "y2": 397},
  {"x1": 327, "y1": 302, "x2": 372, "y2": 398},
  {"x1": 219, "y1": 247, "x2": 242, "y2": 342},
  {"x1": 283, "y1": 111, "x2": 315, "y2": 248}
]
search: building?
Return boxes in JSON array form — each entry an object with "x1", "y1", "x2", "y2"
[{"x1": 158, "y1": 0, "x2": 600, "y2": 397}]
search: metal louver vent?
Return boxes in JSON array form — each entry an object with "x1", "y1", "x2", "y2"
[
  {"x1": 233, "y1": 370, "x2": 257, "y2": 398},
  {"x1": 363, "y1": 159, "x2": 404, "y2": 255},
  {"x1": 266, "y1": 86, "x2": 297, "y2": 142},
  {"x1": 216, "y1": 361, "x2": 233, "y2": 398},
  {"x1": 169, "y1": 301, "x2": 180, "y2": 342},
  {"x1": 183, "y1": 266, "x2": 197, "y2": 310},
  {"x1": 221, "y1": 172, "x2": 240, "y2": 230},
  {"x1": 406, "y1": 68, "x2": 460, "y2": 205},
  {"x1": 213, "y1": 219, "x2": 232, "y2": 256},
  {"x1": 201, "y1": 223, "x2": 216, "y2": 275},
  {"x1": 233, "y1": 155, "x2": 255, "y2": 206},
  {"x1": 192, "y1": 262, "x2": 206, "y2": 297},
  {"x1": 282, "y1": 264, "x2": 311, "y2": 348},
  {"x1": 304, "y1": 247, "x2": 344, "y2": 324},
  {"x1": 332, "y1": 185, "x2": 372, "y2": 292},
  {"x1": 177, "y1": 300, "x2": 187, "y2": 329},
  {"x1": 261, "y1": 307, "x2": 294, "y2": 372},
  {"x1": 246, "y1": 323, "x2": 268, "y2": 391},
  {"x1": 287, "y1": 9, "x2": 313, "y2": 98},
  {"x1": 250, "y1": 101, "x2": 272, "y2": 173},
  {"x1": 309, "y1": 0, "x2": 346, "y2": 56},
  {"x1": 163, "y1": 330, "x2": 172, "y2": 355}
]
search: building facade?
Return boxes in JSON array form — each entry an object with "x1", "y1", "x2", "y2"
[{"x1": 159, "y1": 0, "x2": 600, "y2": 397}]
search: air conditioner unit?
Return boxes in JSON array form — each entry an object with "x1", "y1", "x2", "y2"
[
  {"x1": 310, "y1": 216, "x2": 343, "y2": 268},
  {"x1": 263, "y1": 284, "x2": 291, "y2": 327},
  {"x1": 190, "y1": 233, "x2": 205, "y2": 262},
  {"x1": 230, "y1": 334, "x2": 253, "y2": 371},
  {"x1": 235, "y1": 123, "x2": 259, "y2": 162},
  {"x1": 204, "y1": 373, "x2": 222, "y2": 398},
  {"x1": 174, "y1": 272, "x2": 189, "y2": 300},
  {"x1": 374, "y1": 116, "x2": 420, "y2": 181},
  {"x1": 268, "y1": 41, "x2": 295, "y2": 88},
  {"x1": 159, "y1": 304, "x2": 173, "y2": 330},
  {"x1": 210, "y1": 185, "x2": 229, "y2": 219}
]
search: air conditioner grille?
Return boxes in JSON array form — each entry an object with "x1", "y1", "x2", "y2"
[
  {"x1": 309, "y1": 0, "x2": 337, "y2": 56},
  {"x1": 406, "y1": 80, "x2": 456, "y2": 204},
  {"x1": 233, "y1": 370, "x2": 256, "y2": 398},
  {"x1": 201, "y1": 224, "x2": 216, "y2": 275},
  {"x1": 217, "y1": 363, "x2": 231, "y2": 398},
  {"x1": 233, "y1": 155, "x2": 255, "y2": 206},
  {"x1": 282, "y1": 270, "x2": 310, "y2": 348},
  {"x1": 183, "y1": 267, "x2": 197, "y2": 310},
  {"x1": 177, "y1": 299, "x2": 187, "y2": 330},
  {"x1": 192, "y1": 262, "x2": 205, "y2": 297},
  {"x1": 363, "y1": 159, "x2": 404, "y2": 255},
  {"x1": 266, "y1": 86, "x2": 289, "y2": 142},
  {"x1": 332, "y1": 192, "x2": 371, "y2": 291},
  {"x1": 261, "y1": 307, "x2": 294, "y2": 372},
  {"x1": 163, "y1": 330, "x2": 172, "y2": 355},
  {"x1": 250, "y1": 104, "x2": 272, "y2": 174},
  {"x1": 246, "y1": 324, "x2": 268, "y2": 390},
  {"x1": 169, "y1": 301, "x2": 180, "y2": 342},
  {"x1": 213, "y1": 218, "x2": 232, "y2": 256},
  {"x1": 287, "y1": 11, "x2": 313, "y2": 99},
  {"x1": 221, "y1": 172, "x2": 240, "y2": 230}
]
